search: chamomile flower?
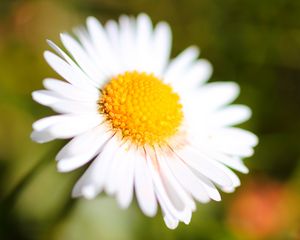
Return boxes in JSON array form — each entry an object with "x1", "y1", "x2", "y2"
[{"x1": 31, "y1": 13, "x2": 258, "y2": 229}]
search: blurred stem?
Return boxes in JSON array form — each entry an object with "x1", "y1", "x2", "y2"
[
  {"x1": 1, "y1": 143, "x2": 61, "y2": 209},
  {"x1": 0, "y1": 143, "x2": 68, "y2": 240}
]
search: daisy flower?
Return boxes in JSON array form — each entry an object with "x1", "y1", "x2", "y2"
[{"x1": 31, "y1": 13, "x2": 258, "y2": 229}]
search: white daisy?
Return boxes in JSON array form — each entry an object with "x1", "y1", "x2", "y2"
[{"x1": 31, "y1": 13, "x2": 258, "y2": 229}]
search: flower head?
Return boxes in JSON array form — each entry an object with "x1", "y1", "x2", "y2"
[{"x1": 31, "y1": 13, "x2": 258, "y2": 229}]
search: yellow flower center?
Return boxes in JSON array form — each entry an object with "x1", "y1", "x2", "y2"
[{"x1": 99, "y1": 71, "x2": 183, "y2": 146}]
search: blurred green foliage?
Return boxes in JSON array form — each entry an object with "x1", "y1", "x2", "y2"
[{"x1": 0, "y1": 0, "x2": 300, "y2": 239}]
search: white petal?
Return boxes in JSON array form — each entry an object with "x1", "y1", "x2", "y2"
[
  {"x1": 30, "y1": 130, "x2": 56, "y2": 143},
  {"x1": 105, "y1": 20, "x2": 119, "y2": 50},
  {"x1": 32, "y1": 90, "x2": 62, "y2": 106},
  {"x1": 175, "y1": 146, "x2": 233, "y2": 188},
  {"x1": 202, "y1": 150, "x2": 249, "y2": 174},
  {"x1": 60, "y1": 33, "x2": 105, "y2": 86},
  {"x1": 32, "y1": 115, "x2": 62, "y2": 131},
  {"x1": 75, "y1": 27, "x2": 117, "y2": 77},
  {"x1": 105, "y1": 141, "x2": 131, "y2": 195},
  {"x1": 215, "y1": 143, "x2": 254, "y2": 157},
  {"x1": 186, "y1": 143, "x2": 240, "y2": 189},
  {"x1": 174, "y1": 59, "x2": 213, "y2": 92},
  {"x1": 44, "y1": 51, "x2": 98, "y2": 92},
  {"x1": 184, "y1": 82, "x2": 240, "y2": 114},
  {"x1": 104, "y1": 20, "x2": 123, "y2": 73},
  {"x1": 191, "y1": 59, "x2": 212, "y2": 86},
  {"x1": 209, "y1": 127, "x2": 258, "y2": 148},
  {"x1": 134, "y1": 148, "x2": 157, "y2": 217},
  {"x1": 50, "y1": 100, "x2": 98, "y2": 114},
  {"x1": 152, "y1": 22, "x2": 172, "y2": 76},
  {"x1": 165, "y1": 150, "x2": 210, "y2": 203},
  {"x1": 46, "y1": 41, "x2": 100, "y2": 89},
  {"x1": 57, "y1": 126, "x2": 112, "y2": 172},
  {"x1": 57, "y1": 154, "x2": 93, "y2": 172},
  {"x1": 86, "y1": 16, "x2": 118, "y2": 75},
  {"x1": 209, "y1": 105, "x2": 251, "y2": 127},
  {"x1": 32, "y1": 114, "x2": 102, "y2": 143},
  {"x1": 56, "y1": 124, "x2": 109, "y2": 161},
  {"x1": 136, "y1": 13, "x2": 153, "y2": 72},
  {"x1": 164, "y1": 46, "x2": 199, "y2": 84},
  {"x1": 156, "y1": 148, "x2": 196, "y2": 212},
  {"x1": 163, "y1": 213, "x2": 179, "y2": 229},
  {"x1": 190, "y1": 170, "x2": 221, "y2": 201},
  {"x1": 81, "y1": 185, "x2": 98, "y2": 199},
  {"x1": 221, "y1": 186, "x2": 236, "y2": 193},
  {"x1": 213, "y1": 162, "x2": 240, "y2": 188},
  {"x1": 33, "y1": 89, "x2": 98, "y2": 114},
  {"x1": 43, "y1": 78, "x2": 99, "y2": 101},
  {"x1": 72, "y1": 135, "x2": 120, "y2": 198},
  {"x1": 50, "y1": 114, "x2": 101, "y2": 138},
  {"x1": 118, "y1": 15, "x2": 136, "y2": 71},
  {"x1": 47, "y1": 39, "x2": 80, "y2": 67},
  {"x1": 145, "y1": 148, "x2": 190, "y2": 223},
  {"x1": 116, "y1": 147, "x2": 135, "y2": 209}
]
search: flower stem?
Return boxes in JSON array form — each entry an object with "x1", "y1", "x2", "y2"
[{"x1": 1, "y1": 143, "x2": 62, "y2": 208}]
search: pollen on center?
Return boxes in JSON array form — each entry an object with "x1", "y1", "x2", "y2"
[{"x1": 99, "y1": 71, "x2": 183, "y2": 146}]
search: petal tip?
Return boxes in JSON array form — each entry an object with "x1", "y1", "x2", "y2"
[{"x1": 82, "y1": 185, "x2": 97, "y2": 199}]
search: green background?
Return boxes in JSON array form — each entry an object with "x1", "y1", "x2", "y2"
[{"x1": 0, "y1": 0, "x2": 300, "y2": 239}]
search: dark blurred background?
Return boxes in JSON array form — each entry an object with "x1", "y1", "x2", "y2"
[{"x1": 0, "y1": 0, "x2": 300, "y2": 239}]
